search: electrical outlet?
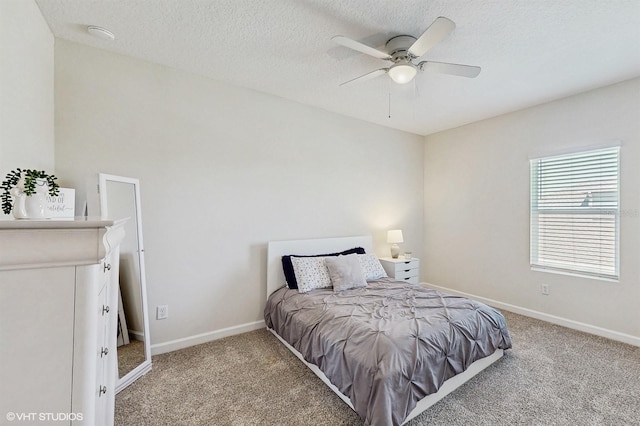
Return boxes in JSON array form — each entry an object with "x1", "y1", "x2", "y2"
[
  {"x1": 156, "y1": 305, "x2": 168, "y2": 320},
  {"x1": 540, "y1": 284, "x2": 550, "y2": 295}
]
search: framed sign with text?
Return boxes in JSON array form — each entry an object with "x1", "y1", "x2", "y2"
[{"x1": 47, "y1": 188, "x2": 75, "y2": 218}]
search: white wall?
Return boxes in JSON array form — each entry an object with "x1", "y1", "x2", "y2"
[
  {"x1": 0, "y1": 0, "x2": 54, "y2": 180},
  {"x1": 423, "y1": 78, "x2": 640, "y2": 340},
  {"x1": 54, "y1": 40, "x2": 424, "y2": 349}
]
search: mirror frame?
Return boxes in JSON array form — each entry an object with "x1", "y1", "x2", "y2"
[{"x1": 99, "y1": 173, "x2": 152, "y2": 392}]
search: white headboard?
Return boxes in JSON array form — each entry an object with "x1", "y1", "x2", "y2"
[{"x1": 267, "y1": 235, "x2": 373, "y2": 297}]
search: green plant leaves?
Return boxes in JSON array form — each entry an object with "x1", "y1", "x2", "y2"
[{"x1": 1, "y1": 168, "x2": 60, "y2": 215}]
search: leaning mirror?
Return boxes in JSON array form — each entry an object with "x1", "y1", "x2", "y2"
[{"x1": 99, "y1": 174, "x2": 152, "y2": 392}]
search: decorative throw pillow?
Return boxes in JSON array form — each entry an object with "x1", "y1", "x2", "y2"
[
  {"x1": 358, "y1": 254, "x2": 388, "y2": 281},
  {"x1": 325, "y1": 254, "x2": 368, "y2": 292},
  {"x1": 291, "y1": 256, "x2": 332, "y2": 293},
  {"x1": 282, "y1": 247, "x2": 366, "y2": 289}
]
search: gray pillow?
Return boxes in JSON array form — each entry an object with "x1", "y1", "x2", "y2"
[{"x1": 325, "y1": 254, "x2": 367, "y2": 292}]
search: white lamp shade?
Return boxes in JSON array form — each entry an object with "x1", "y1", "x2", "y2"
[
  {"x1": 387, "y1": 229, "x2": 404, "y2": 244},
  {"x1": 388, "y1": 64, "x2": 417, "y2": 84}
]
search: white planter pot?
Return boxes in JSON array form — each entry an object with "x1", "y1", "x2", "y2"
[{"x1": 10, "y1": 175, "x2": 51, "y2": 219}]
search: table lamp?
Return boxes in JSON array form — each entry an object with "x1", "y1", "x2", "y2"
[{"x1": 387, "y1": 229, "x2": 404, "y2": 259}]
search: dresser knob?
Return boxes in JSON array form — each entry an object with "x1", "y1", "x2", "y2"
[
  {"x1": 98, "y1": 385, "x2": 107, "y2": 397},
  {"x1": 101, "y1": 347, "x2": 109, "y2": 357},
  {"x1": 104, "y1": 263, "x2": 112, "y2": 273}
]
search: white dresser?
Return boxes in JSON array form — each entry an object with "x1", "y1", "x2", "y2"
[
  {"x1": 379, "y1": 257, "x2": 420, "y2": 284},
  {"x1": 0, "y1": 218, "x2": 125, "y2": 426}
]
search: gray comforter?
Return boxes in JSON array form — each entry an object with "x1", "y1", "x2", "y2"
[{"x1": 264, "y1": 279, "x2": 512, "y2": 426}]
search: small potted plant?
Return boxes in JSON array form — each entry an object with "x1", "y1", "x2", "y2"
[{"x1": 1, "y1": 168, "x2": 60, "y2": 219}]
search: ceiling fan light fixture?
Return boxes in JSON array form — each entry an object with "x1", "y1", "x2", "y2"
[
  {"x1": 333, "y1": 16, "x2": 478, "y2": 87},
  {"x1": 388, "y1": 63, "x2": 417, "y2": 84}
]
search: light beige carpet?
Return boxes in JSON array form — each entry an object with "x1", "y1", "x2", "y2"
[
  {"x1": 118, "y1": 340, "x2": 146, "y2": 378},
  {"x1": 115, "y1": 311, "x2": 640, "y2": 425}
]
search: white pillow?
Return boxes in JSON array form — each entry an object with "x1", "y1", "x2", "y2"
[
  {"x1": 325, "y1": 254, "x2": 367, "y2": 292},
  {"x1": 358, "y1": 254, "x2": 388, "y2": 281},
  {"x1": 291, "y1": 256, "x2": 332, "y2": 293}
]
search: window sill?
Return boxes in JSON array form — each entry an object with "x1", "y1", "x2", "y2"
[{"x1": 530, "y1": 266, "x2": 619, "y2": 283}]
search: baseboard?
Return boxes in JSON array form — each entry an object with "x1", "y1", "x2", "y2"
[
  {"x1": 424, "y1": 283, "x2": 640, "y2": 347},
  {"x1": 149, "y1": 286, "x2": 639, "y2": 355},
  {"x1": 150, "y1": 320, "x2": 266, "y2": 355}
]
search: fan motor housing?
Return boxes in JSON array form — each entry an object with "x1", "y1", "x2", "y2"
[{"x1": 385, "y1": 35, "x2": 417, "y2": 62}]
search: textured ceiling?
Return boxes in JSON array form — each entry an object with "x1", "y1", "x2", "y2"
[{"x1": 35, "y1": 0, "x2": 640, "y2": 136}]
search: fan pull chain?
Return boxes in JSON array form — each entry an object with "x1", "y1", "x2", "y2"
[{"x1": 388, "y1": 91, "x2": 391, "y2": 119}]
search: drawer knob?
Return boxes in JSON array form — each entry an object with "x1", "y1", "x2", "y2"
[
  {"x1": 104, "y1": 263, "x2": 112, "y2": 273},
  {"x1": 98, "y1": 385, "x2": 107, "y2": 397},
  {"x1": 101, "y1": 347, "x2": 109, "y2": 357},
  {"x1": 102, "y1": 305, "x2": 110, "y2": 315}
]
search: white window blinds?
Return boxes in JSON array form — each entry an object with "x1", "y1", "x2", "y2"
[{"x1": 530, "y1": 147, "x2": 620, "y2": 280}]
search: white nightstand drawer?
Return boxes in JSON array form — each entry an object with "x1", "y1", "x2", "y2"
[
  {"x1": 394, "y1": 261, "x2": 419, "y2": 273},
  {"x1": 379, "y1": 257, "x2": 420, "y2": 284},
  {"x1": 404, "y1": 276, "x2": 419, "y2": 285},
  {"x1": 395, "y1": 269, "x2": 419, "y2": 281}
]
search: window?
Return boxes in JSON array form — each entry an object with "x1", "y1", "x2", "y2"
[{"x1": 530, "y1": 146, "x2": 619, "y2": 280}]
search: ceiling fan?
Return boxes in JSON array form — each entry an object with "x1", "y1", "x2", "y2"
[{"x1": 332, "y1": 17, "x2": 480, "y2": 86}]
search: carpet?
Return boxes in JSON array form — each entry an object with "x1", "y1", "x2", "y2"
[
  {"x1": 115, "y1": 311, "x2": 640, "y2": 425},
  {"x1": 118, "y1": 340, "x2": 146, "y2": 378}
]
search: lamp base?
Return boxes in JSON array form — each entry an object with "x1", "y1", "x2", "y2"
[{"x1": 390, "y1": 244, "x2": 400, "y2": 259}]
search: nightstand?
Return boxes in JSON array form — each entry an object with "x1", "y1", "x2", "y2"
[{"x1": 379, "y1": 257, "x2": 420, "y2": 284}]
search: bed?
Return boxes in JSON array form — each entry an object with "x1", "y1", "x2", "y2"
[{"x1": 264, "y1": 236, "x2": 512, "y2": 426}]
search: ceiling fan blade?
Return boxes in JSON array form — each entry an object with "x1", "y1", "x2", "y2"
[
  {"x1": 419, "y1": 61, "x2": 481, "y2": 78},
  {"x1": 408, "y1": 17, "x2": 456, "y2": 58},
  {"x1": 332, "y1": 36, "x2": 391, "y2": 60},
  {"x1": 339, "y1": 69, "x2": 388, "y2": 86}
]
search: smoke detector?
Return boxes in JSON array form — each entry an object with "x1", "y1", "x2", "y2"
[{"x1": 87, "y1": 26, "x2": 115, "y2": 41}]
